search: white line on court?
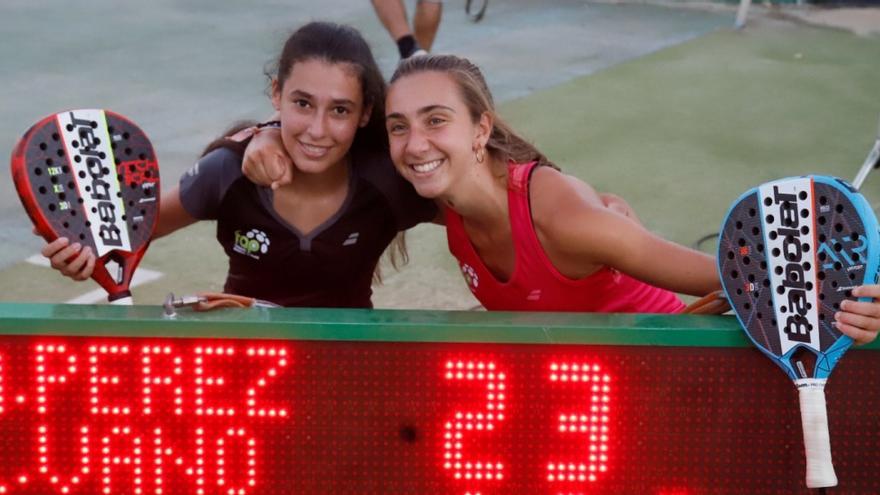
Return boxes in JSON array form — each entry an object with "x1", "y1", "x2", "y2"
[
  {"x1": 25, "y1": 254, "x2": 164, "y2": 304},
  {"x1": 25, "y1": 254, "x2": 51, "y2": 267}
]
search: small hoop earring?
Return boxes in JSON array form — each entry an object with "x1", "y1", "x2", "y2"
[{"x1": 474, "y1": 147, "x2": 486, "y2": 164}]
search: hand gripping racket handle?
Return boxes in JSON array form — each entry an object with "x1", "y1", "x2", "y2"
[{"x1": 796, "y1": 378, "x2": 838, "y2": 488}]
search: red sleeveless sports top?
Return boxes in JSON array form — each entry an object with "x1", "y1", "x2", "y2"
[{"x1": 445, "y1": 162, "x2": 686, "y2": 313}]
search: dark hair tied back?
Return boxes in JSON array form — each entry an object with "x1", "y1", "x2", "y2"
[
  {"x1": 269, "y1": 22, "x2": 387, "y2": 153},
  {"x1": 203, "y1": 21, "x2": 387, "y2": 159}
]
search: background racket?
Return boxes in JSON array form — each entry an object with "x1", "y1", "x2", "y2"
[
  {"x1": 718, "y1": 175, "x2": 880, "y2": 489},
  {"x1": 852, "y1": 113, "x2": 880, "y2": 190},
  {"x1": 10, "y1": 109, "x2": 160, "y2": 304}
]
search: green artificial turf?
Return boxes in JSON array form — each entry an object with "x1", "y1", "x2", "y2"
[
  {"x1": 500, "y1": 19, "x2": 880, "y2": 248},
  {"x1": 2, "y1": 16, "x2": 879, "y2": 309}
]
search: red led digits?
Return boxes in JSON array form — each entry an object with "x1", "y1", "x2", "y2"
[
  {"x1": 34, "y1": 344, "x2": 89, "y2": 493},
  {"x1": 99, "y1": 426, "x2": 141, "y2": 495},
  {"x1": 194, "y1": 346, "x2": 237, "y2": 417},
  {"x1": 150, "y1": 428, "x2": 168, "y2": 495},
  {"x1": 141, "y1": 346, "x2": 184, "y2": 416},
  {"x1": 193, "y1": 427, "x2": 207, "y2": 495},
  {"x1": 244, "y1": 347, "x2": 288, "y2": 418},
  {"x1": 443, "y1": 360, "x2": 506, "y2": 489},
  {"x1": 215, "y1": 428, "x2": 256, "y2": 495},
  {"x1": 0, "y1": 354, "x2": 4, "y2": 494},
  {"x1": 547, "y1": 362, "x2": 611, "y2": 486},
  {"x1": 0, "y1": 339, "x2": 294, "y2": 495},
  {"x1": 150, "y1": 426, "x2": 209, "y2": 495},
  {"x1": 35, "y1": 344, "x2": 76, "y2": 415},
  {"x1": 158, "y1": 426, "x2": 242, "y2": 495},
  {"x1": 89, "y1": 345, "x2": 132, "y2": 416},
  {"x1": 0, "y1": 353, "x2": 4, "y2": 416}
]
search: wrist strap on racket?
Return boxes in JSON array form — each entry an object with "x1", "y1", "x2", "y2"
[
  {"x1": 163, "y1": 292, "x2": 279, "y2": 316},
  {"x1": 681, "y1": 290, "x2": 731, "y2": 315}
]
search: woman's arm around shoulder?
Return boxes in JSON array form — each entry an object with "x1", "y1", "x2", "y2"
[{"x1": 528, "y1": 166, "x2": 720, "y2": 297}]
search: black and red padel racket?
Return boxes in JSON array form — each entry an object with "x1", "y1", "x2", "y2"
[
  {"x1": 11, "y1": 109, "x2": 160, "y2": 304},
  {"x1": 718, "y1": 175, "x2": 880, "y2": 489}
]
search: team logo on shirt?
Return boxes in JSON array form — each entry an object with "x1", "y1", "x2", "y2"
[
  {"x1": 234, "y1": 229, "x2": 271, "y2": 259},
  {"x1": 460, "y1": 263, "x2": 479, "y2": 293}
]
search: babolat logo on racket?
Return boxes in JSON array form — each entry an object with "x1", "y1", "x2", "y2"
[
  {"x1": 760, "y1": 179, "x2": 820, "y2": 352},
  {"x1": 58, "y1": 110, "x2": 131, "y2": 255}
]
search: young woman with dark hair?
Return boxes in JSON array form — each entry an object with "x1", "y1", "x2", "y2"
[{"x1": 40, "y1": 21, "x2": 436, "y2": 308}]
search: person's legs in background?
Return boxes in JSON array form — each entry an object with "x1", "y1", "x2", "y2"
[
  {"x1": 372, "y1": 0, "x2": 442, "y2": 58},
  {"x1": 413, "y1": 0, "x2": 442, "y2": 52}
]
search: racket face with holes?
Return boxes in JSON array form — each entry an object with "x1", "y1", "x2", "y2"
[
  {"x1": 718, "y1": 176, "x2": 879, "y2": 381},
  {"x1": 10, "y1": 109, "x2": 160, "y2": 302}
]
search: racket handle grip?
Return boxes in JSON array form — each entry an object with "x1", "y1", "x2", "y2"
[{"x1": 796, "y1": 379, "x2": 837, "y2": 488}]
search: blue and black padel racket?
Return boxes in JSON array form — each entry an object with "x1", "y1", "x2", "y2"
[
  {"x1": 718, "y1": 175, "x2": 880, "y2": 489},
  {"x1": 10, "y1": 109, "x2": 160, "y2": 304}
]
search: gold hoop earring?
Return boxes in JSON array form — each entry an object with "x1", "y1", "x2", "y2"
[{"x1": 474, "y1": 146, "x2": 486, "y2": 164}]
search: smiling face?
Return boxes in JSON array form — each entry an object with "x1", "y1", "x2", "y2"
[
  {"x1": 385, "y1": 71, "x2": 491, "y2": 199},
  {"x1": 272, "y1": 58, "x2": 371, "y2": 176}
]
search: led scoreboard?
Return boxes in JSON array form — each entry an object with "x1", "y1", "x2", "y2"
[{"x1": 0, "y1": 304, "x2": 877, "y2": 495}]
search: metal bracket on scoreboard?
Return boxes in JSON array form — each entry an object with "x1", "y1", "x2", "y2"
[{"x1": 163, "y1": 292, "x2": 195, "y2": 319}]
